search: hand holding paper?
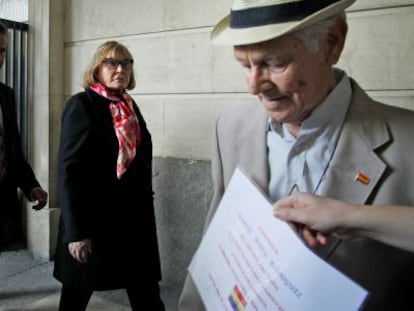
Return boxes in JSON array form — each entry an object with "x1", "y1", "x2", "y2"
[{"x1": 189, "y1": 168, "x2": 368, "y2": 311}]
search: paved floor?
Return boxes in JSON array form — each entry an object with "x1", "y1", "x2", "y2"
[{"x1": 0, "y1": 247, "x2": 179, "y2": 311}]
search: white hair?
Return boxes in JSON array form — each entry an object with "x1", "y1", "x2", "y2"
[{"x1": 294, "y1": 13, "x2": 346, "y2": 52}]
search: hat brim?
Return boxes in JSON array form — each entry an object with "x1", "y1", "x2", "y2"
[{"x1": 211, "y1": 0, "x2": 355, "y2": 45}]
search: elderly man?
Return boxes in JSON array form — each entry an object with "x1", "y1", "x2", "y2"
[
  {"x1": 178, "y1": 0, "x2": 414, "y2": 310},
  {"x1": 0, "y1": 21, "x2": 48, "y2": 253}
]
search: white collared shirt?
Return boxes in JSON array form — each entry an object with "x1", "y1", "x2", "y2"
[{"x1": 267, "y1": 69, "x2": 352, "y2": 201}]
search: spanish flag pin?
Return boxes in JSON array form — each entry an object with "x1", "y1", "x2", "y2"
[{"x1": 354, "y1": 171, "x2": 370, "y2": 185}]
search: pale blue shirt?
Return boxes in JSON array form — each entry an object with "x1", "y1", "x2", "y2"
[{"x1": 267, "y1": 69, "x2": 352, "y2": 202}]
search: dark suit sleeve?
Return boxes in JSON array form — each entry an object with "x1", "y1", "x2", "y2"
[{"x1": 1, "y1": 84, "x2": 41, "y2": 199}]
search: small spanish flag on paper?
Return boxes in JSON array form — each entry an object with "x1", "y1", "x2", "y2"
[
  {"x1": 354, "y1": 171, "x2": 370, "y2": 185},
  {"x1": 228, "y1": 285, "x2": 247, "y2": 311}
]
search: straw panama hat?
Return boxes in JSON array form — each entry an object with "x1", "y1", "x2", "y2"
[{"x1": 211, "y1": 0, "x2": 356, "y2": 45}]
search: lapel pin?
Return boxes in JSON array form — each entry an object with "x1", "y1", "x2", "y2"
[{"x1": 354, "y1": 171, "x2": 370, "y2": 185}]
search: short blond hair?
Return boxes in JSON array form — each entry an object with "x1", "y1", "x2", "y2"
[{"x1": 82, "y1": 40, "x2": 136, "y2": 90}]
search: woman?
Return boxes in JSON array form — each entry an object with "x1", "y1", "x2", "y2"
[{"x1": 53, "y1": 41, "x2": 165, "y2": 310}]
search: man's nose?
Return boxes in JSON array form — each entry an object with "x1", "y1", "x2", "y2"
[{"x1": 248, "y1": 67, "x2": 267, "y2": 95}]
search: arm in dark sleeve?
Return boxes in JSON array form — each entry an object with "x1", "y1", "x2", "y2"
[
  {"x1": 58, "y1": 94, "x2": 94, "y2": 243},
  {"x1": 3, "y1": 86, "x2": 41, "y2": 198}
]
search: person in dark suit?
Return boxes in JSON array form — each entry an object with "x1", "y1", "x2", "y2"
[
  {"x1": 179, "y1": 1, "x2": 414, "y2": 310},
  {"x1": 0, "y1": 21, "x2": 48, "y2": 253},
  {"x1": 53, "y1": 40, "x2": 165, "y2": 311}
]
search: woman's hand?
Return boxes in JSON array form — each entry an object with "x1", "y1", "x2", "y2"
[
  {"x1": 68, "y1": 238, "x2": 92, "y2": 263},
  {"x1": 273, "y1": 193, "x2": 357, "y2": 247}
]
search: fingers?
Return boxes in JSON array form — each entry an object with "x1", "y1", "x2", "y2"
[
  {"x1": 273, "y1": 195, "x2": 305, "y2": 222},
  {"x1": 273, "y1": 203, "x2": 296, "y2": 222},
  {"x1": 78, "y1": 249, "x2": 89, "y2": 263},
  {"x1": 68, "y1": 240, "x2": 91, "y2": 263},
  {"x1": 274, "y1": 194, "x2": 299, "y2": 210},
  {"x1": 274, "y1": 194, "x2": 331, "y2": 248},
  {"x1": 30, "y1": 188, "x2": 48, "y2": 210},
  {"x1": 31, "y1": 199, "x2": 47, "y2": 210},
  {"x1": 69, "y1": 247, "x2": 89, "y2": 263},
  {"x1": 302, "y1": 227, "x2": 329, "y2": 247},
  {"x1": 316, "y1": 231, "x2": 329, "y2": 245},
  {"x1": 73, "y1": 249, "x2": 88, "y2": 263}
]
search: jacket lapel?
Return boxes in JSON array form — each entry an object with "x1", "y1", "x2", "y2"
[
  {"x1": 320, "y1": 81, "x2": 389, "y2": 204},
  {"x1": 316, "y1": 81, "x2": 390, "y2": 257},
  {"x1": 234, "y1": 104, "x2": 269, "y2": 194}
]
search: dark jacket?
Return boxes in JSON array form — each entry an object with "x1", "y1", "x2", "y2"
[
  {"x1": 0, "y1": 82, "x2": 41, "y2": 246},
  {"x1": 53, "y1": 88, "x2": 162, "y2": 290}
]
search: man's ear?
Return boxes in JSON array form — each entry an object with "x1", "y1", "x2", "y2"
[{"x1": 325, "y1": 17, "x2": 348, "y2": 65}]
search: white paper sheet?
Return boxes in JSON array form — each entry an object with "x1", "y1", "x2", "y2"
[{"x1": 189, "y1": 168, "x2": 368, "y2": 311}]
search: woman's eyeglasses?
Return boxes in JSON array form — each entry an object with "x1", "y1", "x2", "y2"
[{"x1": 102, "y1": 58, "x2": 133, "y2": 70}]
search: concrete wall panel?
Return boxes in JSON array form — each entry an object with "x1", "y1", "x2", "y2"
[
  {"x1": 64, "y1": 0, "x2": 164, "y2": 41},
  {"x1": 138, "y1": 95, "x2": 255, "y2": 160},
  {"x1": 64, "y1": 0, "x2": 232, "y2": 42},
  {"x1": 153, "y1": 157, "x2": 212, "y2": 288},
  {"x1": 350, "y1": 0, "x2": 414, "y2": 10},
  {"x1": 64, "y1": 42, "x2": 99, "y2": 95},
  {"x1": 131, "y1": 31, "x2": 213, "y2": 94},
  {"x1": 370, "y1": 91, "x2": 414, "y2": 110},
  {"x1": 163, "y1": 0, "x2": 231, "y2": 30},
  {"x1": 339, "y1": 7, "x2": 414, "y2": 90}
]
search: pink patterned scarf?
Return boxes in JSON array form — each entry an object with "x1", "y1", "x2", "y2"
[{"x1": 90, "y1": 83, "x2": 141, "y2": 179}]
